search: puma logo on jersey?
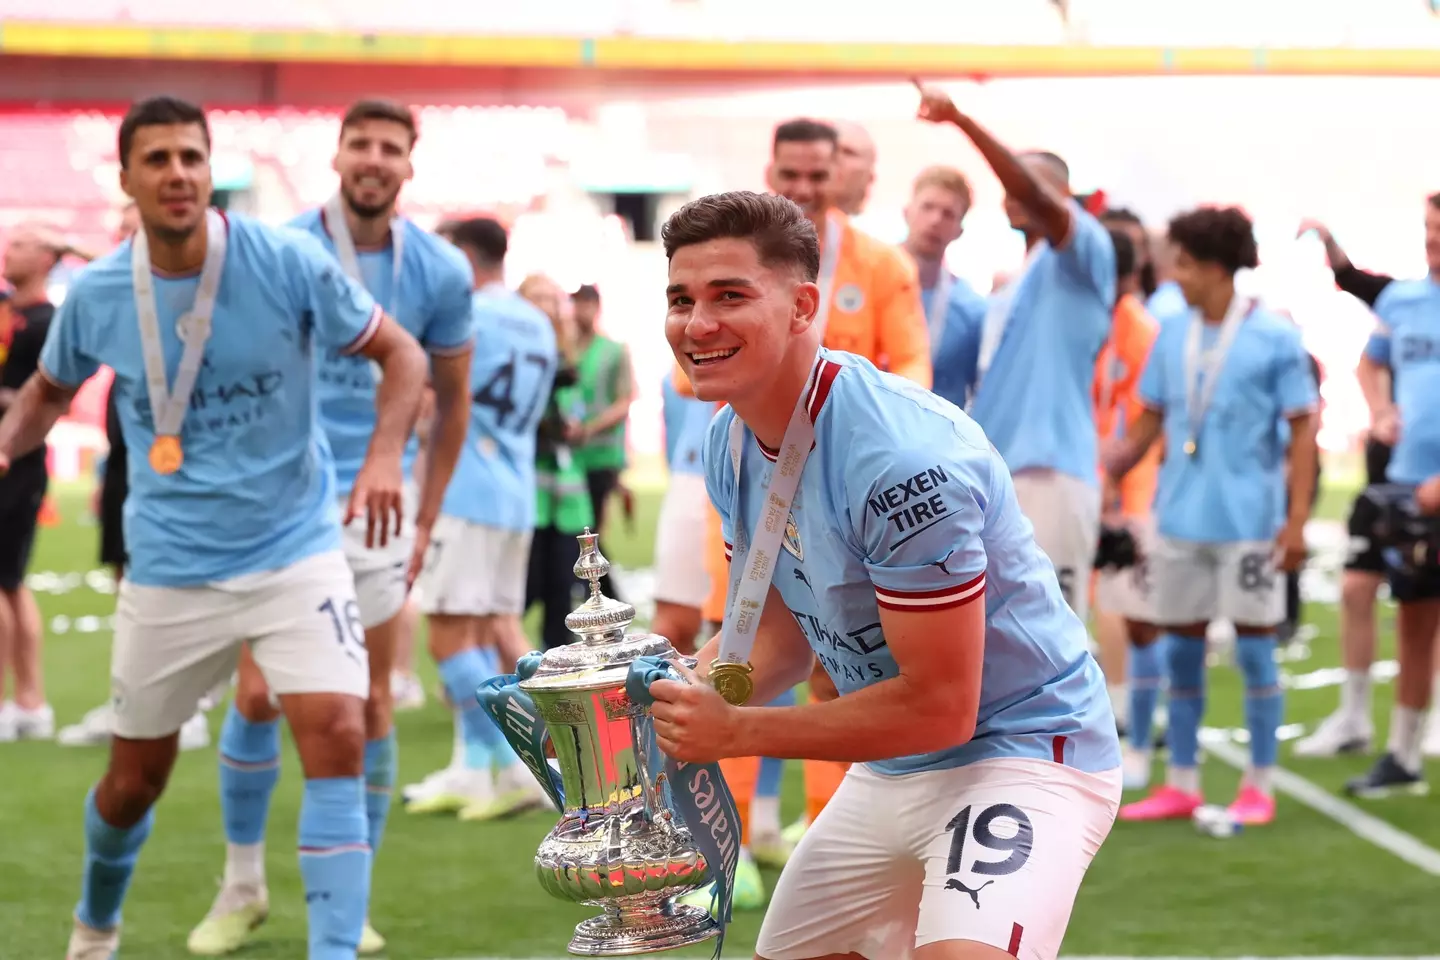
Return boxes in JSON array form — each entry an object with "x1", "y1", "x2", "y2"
[{"x1": 945, "y1": 877, "x2": 993, "y2": 908}]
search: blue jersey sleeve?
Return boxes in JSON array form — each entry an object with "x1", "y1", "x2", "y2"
[
  {"x1": 1364, "y1": 319, "x2": 1393, "y2": 366},
  {"x1": 848, "y1": 426, "x2": 990, "y2": 614},
  {"x1": 1274, "y1": 326, "x2": 1320, "y2": 416},
  {"x1": 703, "y1": 408, "x2": 737, "y2": 551},
  {"x1": 423, "y1": 242, "x2": 477, "y2": 355},
  {"x1": 931, "y1": 284, "x2": 984, "y2": 407},
  {"x1": 1137, "y1": 329, "x2": 1168, "y2": 410},
  {"x1": 1056, "y1": 202, "x2": 1117, "y2": 308},
  {"x1": 37, "y1": 286, "x2": 99, "y2": 388},
  {"x1": 278, "y1": 228, "x2": 383, "y2": 355}
]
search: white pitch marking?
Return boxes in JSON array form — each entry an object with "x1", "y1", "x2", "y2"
[{"x1": 1203, "y1": 734, "x2": 1440, "y2": 876}]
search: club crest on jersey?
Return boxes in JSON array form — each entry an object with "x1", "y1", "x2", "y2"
[
  {"x1": 835, "y1": 284, "x2": 865, "y2": 313},
  {"x1": 782, "y1": 514, "x2": 803, "y2": 561}
]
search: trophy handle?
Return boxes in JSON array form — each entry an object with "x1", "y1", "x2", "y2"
[{"x1": 476, "y1": 672, "x2": 565, "y2": 810}]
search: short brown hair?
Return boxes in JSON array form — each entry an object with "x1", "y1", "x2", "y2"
[
  {"x1": 911, "y1": 165, "x2": 972, "y2": 213},
  {"x1": 661, "y1": 191, "x2": 819, "y2": 281},
  {"x1": 340, "y1": 99, "x2": 418, "y2": 146}
]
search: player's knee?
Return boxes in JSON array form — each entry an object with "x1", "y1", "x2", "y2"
[
  {"x1": 1341, "y1": 572, "x2": 1380, "y2": 613},
  {"x1": 100, "y1": 765, "x2": 168, "y2": 824},
  {"x1": 290, "y1": 696, "x2": 367, "y2": 777}
]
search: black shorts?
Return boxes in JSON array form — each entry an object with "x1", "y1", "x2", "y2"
[
  {"x1": 0, "y1": 453, "x2": 48, "y2": 592},
  {"x1": 1346, "y1": 481, "x2": 1440, "y2": 602},
  {"x1": 1366, "y1": 436, "x2": 1393, "y2": 488}
]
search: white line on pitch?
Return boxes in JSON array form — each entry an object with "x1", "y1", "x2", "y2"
[{"x1": 1204, "y1": 735, "x2": 1440, "y2": 875}]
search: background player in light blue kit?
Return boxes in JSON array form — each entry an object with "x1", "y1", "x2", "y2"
[
  {"x1": 0, "y1": 95, "x2": 428, "y2": 960},
  {"x1": 646, "y1": 191, "x2": 1120, "y2": 960},
  {"x1": 191, "y1": 99, "x2": 475, "y2": 957},
  {"x1": 1106, "y1": 206, "x2": 1318, "y2": 828},
  {"x1": 406, "y1": 217, "x2": 557, "y2": 820}
]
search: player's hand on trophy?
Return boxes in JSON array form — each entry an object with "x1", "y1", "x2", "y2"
[
  {"x1": 649, "y1": 659, "x2": 737, "y2": 763},
  {"x1": 912, "y1": 77, "x2": 962, "y2": 126},
  {"x1": 1417, "y1": 476, "x2": 1440, "y2": 515},
  {"x1": 347, "y1": 455, "x2": 405, "y2": 548}
]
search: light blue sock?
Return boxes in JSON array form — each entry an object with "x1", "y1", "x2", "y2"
[
  {"x1": 297, "y1": 777, "x2": 370, "y2": 959},
  {"x1": 1129, "y1": 639, "x2": 1166, "y2": 752},
  {"x1": 1237, "y1": 634, "x2": 1283, "y2": 769},
  {"x1": 477, "y1": 647, "x2": 521, "y2": 770},
  {"x1": 76, "y1": 786, "x2": 154, "y2": 931},
  {"x1": 218, "y1": 701, "x2": 281, "y2": 845},
  {"x1": 1165, "y1": 633, "x2": 1208, "y2": 770},
  {"x1": 437, "y1": 648, "x2": 503, "y2": 771},
  {"x1": 364, "y1": 733, "x2": 397, "y2": 854}
]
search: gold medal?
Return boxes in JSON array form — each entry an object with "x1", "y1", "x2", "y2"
[
  {"x1": 1183, "y1": 438, "x2": 1197, "y2": 457},
  {"x1": 709, "y1": 660, "x2": 754, "y2": 706},
  {"x1": 149, "y1": 434, "x2": 183, "y2": 475}
]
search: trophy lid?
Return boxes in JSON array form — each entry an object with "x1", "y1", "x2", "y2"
[{"x1": 520, "y1": 528, "x2": 680, "y2": 693}]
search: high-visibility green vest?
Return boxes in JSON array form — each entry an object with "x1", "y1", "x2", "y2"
[
  {"x1": 575, "y1": 335, "x2": 628, "y2": 472},
  {"x1": 535, "y1": 383, "x2": 595, "y2": 534}
]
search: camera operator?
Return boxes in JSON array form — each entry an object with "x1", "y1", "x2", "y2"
[
  {"x1": 1293, "y1": 216, "x2": 1399, "y2": 758},
  {"x1": 1345, "y1": 192, "x2": 1440, "y2": 796}
]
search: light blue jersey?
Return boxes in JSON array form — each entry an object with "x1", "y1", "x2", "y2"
[
  {"x1": 706, "y1": 348, "x2": 1119, "y2": 776},
  {"x1": 1365, "y1": 279, "x2": 1440, "y2": 484},
  {"x1": 661, "y1": 373, "x2": 714, "y2": 478},
  {"x1": 968, "y1": 202, "x2": 1115, "y2": 484},
  {"x1": 1146, "y1": 280, "x2": 1190, "y2": 323},
  {"x1": 39, "y1": 212, "x2": 382, "y2": 587},
  {"x1": 929, "y1": 276, "x2": 987, "y2": 409},
  {"x1": 287, "y1": 209, "x2": 474, "y2": 493},
  {"x1": 441, "y1": 283, "x2": 557, "y2": 531},
  {"x1": 1139, "y1": 302, "x2": 1318, "y2": 542}
]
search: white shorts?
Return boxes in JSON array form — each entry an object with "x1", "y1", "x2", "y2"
[
  {"x1": 756, "y1": 758, "x2": 1122, "y2": 960},
  {"x1": 338, "y1": 481, "x2": 418, "y2": 629},
  {"x1": 418, "y1": 514, "x2": 532, "y2": 617},
  {"x1": 1149, "y1": 536, "x2": 1285, "y2": 628},
  {"x1": 1012, "y1": 469, "x2": 1101, "y2": 621},
  {"x1": 652, "y1": 473, "x2": 711, "y2": 608},
  {"x1": 110, "y1": 550, "x2": 369, "y2": 740},
  {"x1": 1094, "y1": 516, "x2": 1158, "y2": 623}
]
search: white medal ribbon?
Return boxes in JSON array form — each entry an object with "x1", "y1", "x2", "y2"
[
  {"x1": 973, "y1": 242, "x2": 1043, "y2": 399},
  {"x1": 1182, "y1": 294, "x2": 1252, "y2": 455},
  {"x1": 324, "y1": 193, "x2": 403, "y2": 379},
  {"x1": 717, "y1": 356, "x2": 825, "y2": 669},
  {"x1": 811, "y1": 212, "x2": 844, "y2": 340},
  {"x1": 927, "y1": 267, "x2": 954, "y2": 360},
  {"x1": 131, "y1": 208, "x2": 226, "y2": 439}
]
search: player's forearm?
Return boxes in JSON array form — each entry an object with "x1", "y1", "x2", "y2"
[
  {"x1": 1108, "y1": 408, "x2": 1163, "y2": 481},
  {"x1": 951, "y1": 112, "x2": 1070, "y2": 246},
  {"x1": 0, "y1": 375, "x2": 74, "y2": 462},
  {"x1": 731, "y1": 672, "x2": 974, "y2": 762},
  {"x1": 1356, "y1": 355, "x2": 1394, "y2": 420},
  {"x1": 414, "y1": 377, "x2": 467, "y2": 530},
  {"x1": 1285, "y1": 413, "x2": 1319, "y2": 526}
]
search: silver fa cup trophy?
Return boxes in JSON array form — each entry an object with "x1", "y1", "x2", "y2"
[{"x1": 489, "y1": 529, "x2": 724, "y2": 956}]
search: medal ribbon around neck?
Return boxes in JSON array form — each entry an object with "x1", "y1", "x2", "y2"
[
  {"x1": 131, "y1": 207, "x2": 226, "y2": 476},
  {"x1": 324, "y1": 193, "x2": 404, "y2": 382},
  {"x1": 714, "y1": 354, "x2": 828, "y2": 704},
  {"x1": 1182, "y1": 293, "x2": 1252, "y2": 457},
  {"x1": 927, "y1": 267, "x2": 954, "y2": 360}
]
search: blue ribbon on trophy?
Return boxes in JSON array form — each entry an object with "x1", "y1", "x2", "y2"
[
  {"x1": 476, "y1": 651, "x2": 566, "y2": 811},
  {"x1": 627, "y1": 655, "x2": 741, "y2": 958}
]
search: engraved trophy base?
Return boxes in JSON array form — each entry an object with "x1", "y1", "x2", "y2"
[{"x1": 568, "y1": 900, "x2": 719, "y2": 956}]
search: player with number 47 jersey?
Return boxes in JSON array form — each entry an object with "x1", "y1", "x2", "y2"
[
  {"x1": 408, "y1": 218, "x2": 558, "y2": 821},
  {"x1": 1105, "y1": 207, "x2": 1318, "y2": 828},
  {"x1": 644, "y1": 190, "x2": 1121, "y2": 960}
]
